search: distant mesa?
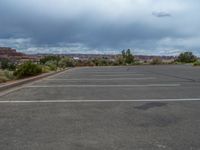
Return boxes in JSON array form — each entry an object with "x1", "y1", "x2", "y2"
[
  {"x1": 0, "y1": 47, "x2": 25, "y2": 58},
  {"x1": 0, "y1": 47, "x2": 38, "y2": 62}
]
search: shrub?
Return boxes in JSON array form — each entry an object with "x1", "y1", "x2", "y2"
[
  {"x1": 115, "y1": 56, "x2": 124, "y2": 65},
  {"x1": 45, "y1": 61, "x2": 57, "y2": 71},
  {"x1": 75, "y1": 60, "x2": 95, "y2": 66},
  {"x1": 0, "y1": 70, "x2": 15, "y2": 83},
  {"x1": 58, "y1": 57, "x2": 75, "y2": 68},
  {"x1": 0, "y1": 70, "x2": 8, "y2": 83},
  {"x1": 4, "y1": 70, "x2": 15, "y2": 80},
  {"x1": 150, "y1": 57, "x2": 163, "y2": 65},
  {"x1": 92, "y1": 58, "x2": 110, "y2": 66},
  {"x1": 40, "y1": 55, "x2": 61, "y2": 65},
  {"x1": 193, "y1": 60, "x2": 200, "y2": 66},
  {"x1": 0, "y1": 59, "x2": 9, "y2": 69},
  {"x1": 132, "y1": 61, "x2": 142, "y2": 65},
  {"x1": 14, "y1": 61, "x2": 42, "y2": 79},
  {"x1": 0, "y1": 76, "x2": 8, "y2": 83},
  {"x1": 0, "y1": 59, "x2": 16, "y2": 71},
  {"x1": 41, "y1": 65, "x2": 51, "y2": 73},
  {"x1": 8, "y1": 64, "x2": 16, "y2": 70}
]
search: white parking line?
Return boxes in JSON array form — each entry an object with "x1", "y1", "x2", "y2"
[
  {"x1": 76, "y1": 72, "x2": 139, "y2": 74},
  {"x1": 0, "y1": 98, "x2": 200, "y2": 103},
  {"x1": 45, "y1": 77, "x2": 156, "y2": 81},
  {"x1": 94, "y1": 74, "x2": 144, "y2": 76},
  {"x1": 26, "y1": 84, "x2": 180, "y2": 88}
]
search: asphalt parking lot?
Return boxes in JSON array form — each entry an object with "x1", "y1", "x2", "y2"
[{"x1": 0, "y1": 65, "x2": 200, "y2": 150}]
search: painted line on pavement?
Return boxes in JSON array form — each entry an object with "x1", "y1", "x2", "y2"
[
  {"x1": 0, "y1": 98, "x2": 200, "y2": 103},
  {"x1": 44, "y1": 77, "x2": 156, "y2": 81},
  {"x1": 26, "y1": 84, "x2": 180, "y2": 88},
  {"x1": 93, "y1": 74, "x2": 144, "y2": 76}
]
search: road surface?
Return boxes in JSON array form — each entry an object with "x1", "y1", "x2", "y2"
[{"x1": 0, "y1": 65, "x2": 200, "y2": 150}]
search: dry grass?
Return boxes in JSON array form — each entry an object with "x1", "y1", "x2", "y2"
[{"x1": 0, "y1": 70, "x2": 15, "y2": 83}]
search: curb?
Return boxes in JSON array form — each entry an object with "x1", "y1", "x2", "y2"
[{"x1": 0, "y1": 69, "x2": 69, "y2": 92}]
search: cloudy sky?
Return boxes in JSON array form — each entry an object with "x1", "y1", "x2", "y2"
[{"x1": 0, "y1": 0, "x2": 200, "y2": 55}]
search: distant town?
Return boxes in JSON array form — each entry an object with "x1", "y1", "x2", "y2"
[{"x1": 0, "y1": 47, "x2": 177, "y2": 64}]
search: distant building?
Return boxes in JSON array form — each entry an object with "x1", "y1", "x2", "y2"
[{"x1": 73, "y1": 57, "x2": 80, "y2": 60}]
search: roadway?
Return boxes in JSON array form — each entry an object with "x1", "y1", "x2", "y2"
[{"x1": 0, "y1": 65, "x2": 200, "y2": 150}]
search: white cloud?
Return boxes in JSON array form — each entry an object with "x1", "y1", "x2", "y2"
[
  {"x1": 157, "y1": 37, "x2": 200, "y2": 48},
  {"x1": 0, "y1": 38, "x2": 32, "y2": 49}
]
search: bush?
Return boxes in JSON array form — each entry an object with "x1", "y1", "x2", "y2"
[
  {"x1": 75, "y1": 60, "x2": 95, "y2": 66},
  {"x1": 92, "y1": 58, "x2": 111, "y2": 66},
  {"x1": 58, "y1": 57, "x2": 75, "y2": 68},
  {"x1": 4, "y1": 70, "x2": 15, "y2": 80},
  {"x1": 115, "y1": 56, "x2": 124, "y2": 65},
  {"x1": 0, "y1": 59, "x2": 16, "y2": 71},
  {"x1": 0, "y1": 70, "x2": 8, "y2": 83},
  {"x1": 193, "y1": 60, "x2": 200, "y2": 66},
  {"x1": 0, "y1": 59, "x2": 9, "y2": 69},
  {"x1": 177, "y1": 52, "x2": 197, "y2": 63},
  {"x1": 41, "y1": 65, "x2": 51, "y2": 73},
  {"x1": 45, "y1": 61, "x2": 57, "y2": 71},
  {"x1": 150, "y1": 57, "x2": 163, "y2": 65},
  {"x1": 0, "y1": 70, "x2": 15, "y2": 83},
  {"x1": 14, "y1": 61, "x2": 42, "y2": 79},
  {"x1": 40, "y1": 55, "x2": 61, "y2": 65},
  {"x1": 0, "y1": 76, "x2": 8, "y2": 83}
]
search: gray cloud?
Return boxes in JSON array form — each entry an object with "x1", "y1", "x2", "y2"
[
  {"x1": 152, "y1": 11, "x2": 171, "y2": 18},
  {"x1": 0, "y1": 0, "x2": 200, "y2": 56}
]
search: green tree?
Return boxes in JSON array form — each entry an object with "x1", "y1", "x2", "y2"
[
  {"x1": 121, "y1": 49, "x2": 135, "y2": 64},
  {"x1": 122, "y1": 50, "x2": 126, "y2": 59},
  {"x1": 177, "y1": 52, "x2": 197, "y2": 63}
]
